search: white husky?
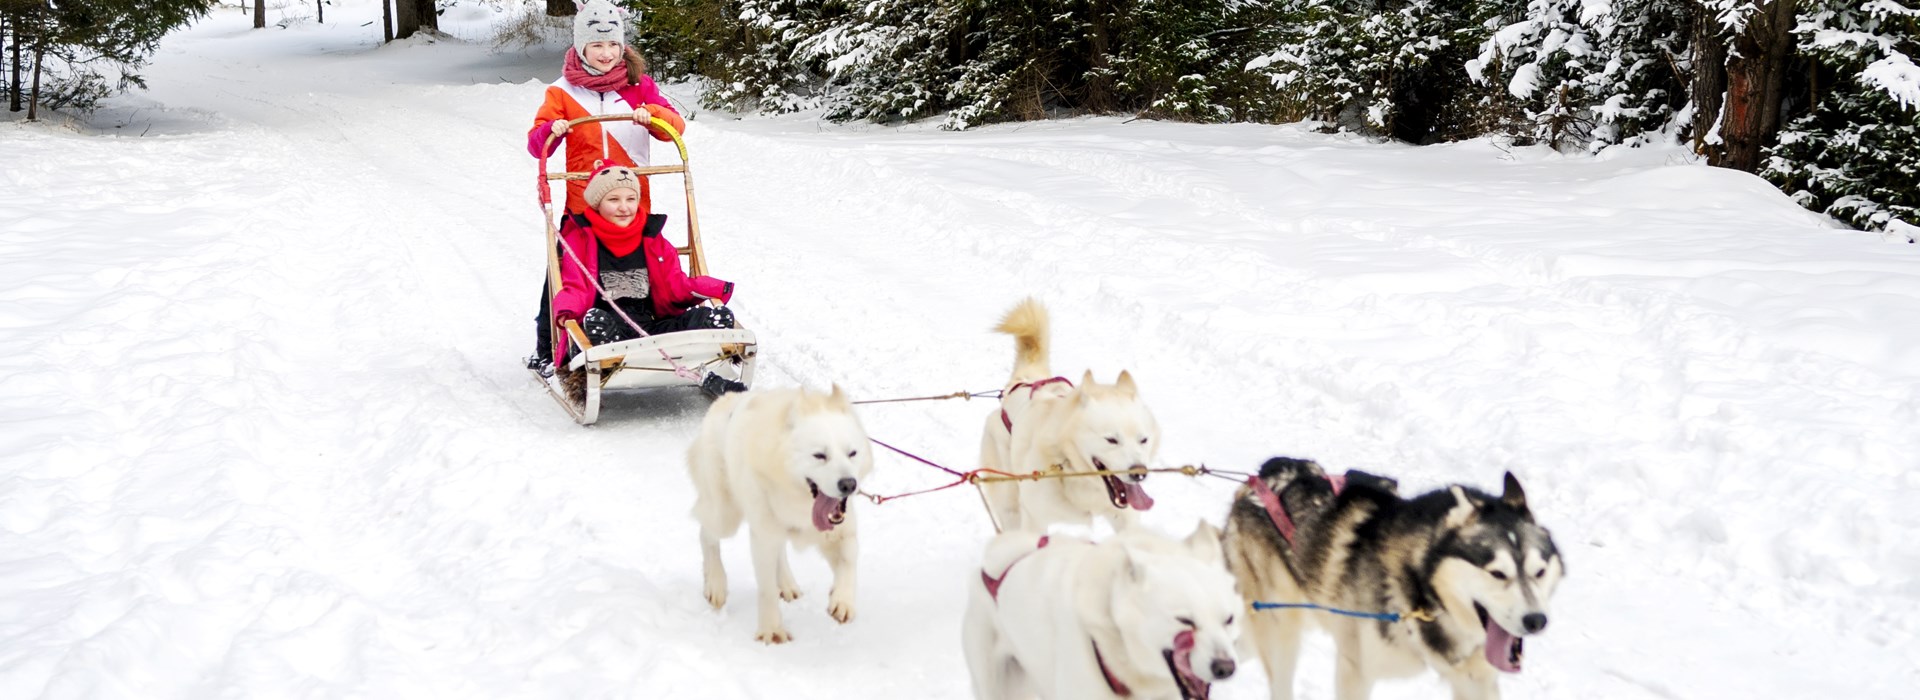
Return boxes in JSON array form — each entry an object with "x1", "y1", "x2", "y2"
[
  {"x1": 963, "y1": 522, "x2": 1244, "y2": 700},
  {"x1": 686, "y1": 385, "x2": 875, "y2": 644},
  {"x1": 979, "y1": 299, "x2": 1161, "y2": 532}
]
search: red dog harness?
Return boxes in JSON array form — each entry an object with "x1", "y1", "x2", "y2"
[
  {"x1": 1092, "y1": 641, "x2": 1133, "y2": 697},
  {"x1": 1248, "y1": 473, "x2": 1346, "y2": 547},
  {"x1": 999, "y1": 376, "x2": 1074, "y2": 432},
  {"x1": 981, "y1": 536, "x2": 1050, "y2": 602},
  {"x1": 979, "y1": 535, "x2": 1148, "y2": 698}
]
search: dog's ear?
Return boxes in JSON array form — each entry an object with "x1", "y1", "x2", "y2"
[
  {"x1": 1076, "y1": 370, "x2": 1096, "y2": 404},
  {"x1": 1114, "y1": 370, "x2": 1138, "y2": 397},
  {"x1": 828, "y1": 383, "x2": 850, "y2": 407},
  {"x1": 1184, "y1": 520, "x2": 1225, "y2": 566},
  {"x1": 1445, "y1": 486, "x2": 1479, "y2": 528},
  {"x1": 1500, "y1": 472, "x2": 1530, "y2": 515},
  {"x1": 1122, "y1": 547, "x2": 1145, "y2": 582}
]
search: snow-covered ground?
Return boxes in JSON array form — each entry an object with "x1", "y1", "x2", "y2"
[{"x1": 3, "y1": 3, "x2": 1916, "y2": 698}]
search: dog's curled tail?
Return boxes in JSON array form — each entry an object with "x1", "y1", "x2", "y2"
[{"x1": 995, "y1": 298, "x2": 1051, "y2": 380}]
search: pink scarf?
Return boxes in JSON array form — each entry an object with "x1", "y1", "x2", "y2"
[{"x1": 563, "y1": 47, "x2": 629, "y2": 94}]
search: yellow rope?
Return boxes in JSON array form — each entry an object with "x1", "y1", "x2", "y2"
[{"x1": 967, "y1": 465, "x2": 1206, "y2": 485}]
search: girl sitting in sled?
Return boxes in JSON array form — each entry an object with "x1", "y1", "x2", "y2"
[{"x1": 542, "y1": 164, "x2": 745, "y2": 397}]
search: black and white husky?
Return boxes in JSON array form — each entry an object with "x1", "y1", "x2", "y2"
[{"x1": 1221, "y1": 457, "x2": 1565, "y2": 700}]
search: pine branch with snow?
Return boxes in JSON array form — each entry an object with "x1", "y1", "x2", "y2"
[{"x1": 1763, "y1": 0, "x2": 1919, "y2": 233}]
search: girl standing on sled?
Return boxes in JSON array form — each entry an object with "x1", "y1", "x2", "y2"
[
  {"x1": 546, "y1": 164, "x2": 746, "y2": 397},
  {"x1": 526, "y1": 0, "x2": 687, "y2": 374}
]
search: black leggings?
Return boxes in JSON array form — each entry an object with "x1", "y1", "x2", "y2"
[
  {"x1": 532, "y1": 281, "x2": 735, "y2": 362},
  {"x1": 580, "y1": 305, "x2": 734, "y2": 345}
]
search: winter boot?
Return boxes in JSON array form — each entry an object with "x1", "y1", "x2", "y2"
[{"x1": 700, "y1": 372, "x2": 748, "y2": 398}]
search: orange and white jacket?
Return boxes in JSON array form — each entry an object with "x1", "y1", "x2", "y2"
[{"x1": 528, "y1": 74, "x2": 686, "y2": 214}]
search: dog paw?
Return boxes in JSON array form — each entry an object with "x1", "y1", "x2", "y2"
[
  {"x1": 828, "y1": 598, "x2": 855, "y2": 624},
  {"x1": 755, "y1": 628, "x2": 793, "y2": 644},
  {"x1": 703, "y1": 587, "x2": 727, "y2": 610},
  {"x1": 779, "y1": 586, "x2": 802, "y2": 602}
]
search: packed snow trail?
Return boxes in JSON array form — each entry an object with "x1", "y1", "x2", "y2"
[{"x1": 1, "y1": 4, "x2": 1914, "y2": 698}]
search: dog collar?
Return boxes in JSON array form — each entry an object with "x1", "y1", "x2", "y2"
[
  {"x1": 1000, "y1": 376, "x2": 1074, "y2": 431},
  {"x1": 1092, "y1": 640, "x2": 1132, "y2": 697}
]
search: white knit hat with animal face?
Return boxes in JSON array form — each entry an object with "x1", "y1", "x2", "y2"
[
  {"x1": 573, "y1": 0, "x2": 630, "y2": 56},
  {"x1": 585, "y1": 163, "x2": 643, "y2": 208}
]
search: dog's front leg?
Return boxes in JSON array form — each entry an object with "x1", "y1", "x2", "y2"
[
  {"x1": 1440, "y1": 657, "x2": 1501, "y2": 700},
  {"x1": 822, "y1": 529, "x2": 858, "y2": 623},
  {"x1": 1248, "y1": 605, "x2": 1305, "y2": 700},
  {"x1": 777, "y1": 548, "x2": 802, "y2": 601},
  {"x1": 750, "y1": 527, "x2": 792, "y2": 643},
  {"x1": 1332, "y1": 638, "x2": 1377, "y2": 700},
  {"x1": 700, "y1": 524, "x2": 728, "y2": 610}
]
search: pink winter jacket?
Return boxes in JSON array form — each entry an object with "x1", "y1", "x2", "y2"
[{"x1": 553, "y1": 214, "x2": 733, "y2": 356}]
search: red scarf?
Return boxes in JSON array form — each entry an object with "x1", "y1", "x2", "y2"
[
  {"x1": 584, "y1": 207, "x2": 648, "y2": 257},
  {"x1": 564, "y1": 47, "x2": 630, "y2": 94}
]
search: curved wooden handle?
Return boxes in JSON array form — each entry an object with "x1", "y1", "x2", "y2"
[{"x1": 539, "y1": 113, "x2": 687, "y2": 178}]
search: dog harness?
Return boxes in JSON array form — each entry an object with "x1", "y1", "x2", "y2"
[
  {"x1": 1091, "y1": 641, "x2": 1133, "y2": 697},
  {"x1": 980, "y1": 536, "x2": 1049, "y2": 602},
  {"x1": 1248, "y1": 473, "x2": 1346, "y2": 547},
  {"x1": 999, "y1": 376, "x2": 1074, "y2": 432},
  {"x1": 979, "y1": 536, "x2": 1172, "y2": 699}
]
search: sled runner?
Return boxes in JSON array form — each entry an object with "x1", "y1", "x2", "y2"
[{"x1": 536, "y1": 113, "x2": 757, "y2": 425}]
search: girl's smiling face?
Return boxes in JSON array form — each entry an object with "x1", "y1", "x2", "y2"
[
  {"x1": 596, "y1": 187, "x2": 640, "y2": 227},
  {"x1": 583, "y1": 41, "x2": 622, "y2": 72}
]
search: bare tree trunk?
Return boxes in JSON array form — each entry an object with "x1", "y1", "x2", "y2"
[
  {"x1": 26, "y1": 36, "x2": 40, "y2": 121},
  {"x1": 8, "y1": 13, "x2": 26, "y2": 113},
  {"x1": 395, "y1": 0, "x2": 435, "y2": 40},
  {"x1": 5, "y1": 14, "x2": 19, "y2": 113},
  {"x1": 317, "y1": 0, "x2": 324, "y2": 24},
  {"x1": 416, "y1": 0, "x2": 439, "y2": 34},
  {"x1": 1714, "y1": 0, "x2": 1799, "y2": 172},
  {"x1": 1689, "y1": 6, "x2": 1728, "y2": 156},
  {"x1": 254, "y1": 0, "x2": 266, "y2": 29},
  {"x1": 382, "y1": 0, "x2": 393, "y2": 43},
  {"x1": 394, "y1": 0, "x2": 417, "y2": 40},
  {"x1": 547, "y1": 0, "x2": 576, "y2": 17}
]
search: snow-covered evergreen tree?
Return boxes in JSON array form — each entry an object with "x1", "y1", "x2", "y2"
[
  {"x1": 631, "y1": 0, "x2": 843, "y2": 114},
  {"x1": 1762, "y1": 0, "x2": 1919, "y2": 235},
  {"x1": 2, "y1": 0, "x2": 217, "y2": 116},
  {"x1": 674, "y1": 1, "x2": 1289, "y2": 129},
  {"x1": 1247, "y1": 0, "x2": 1497, "y2": 141},
  {"x1": 1470, "y1": 0, "x2": 1694, "y2": 150}
]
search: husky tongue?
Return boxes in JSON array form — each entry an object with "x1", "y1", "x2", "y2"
[
  {"x1": 1123, "y1": 481, "x2": 1155, "y2": 511},
  {"x1": 811, "y1": 493, "x2": 843, "y2": 532},
  {"x1": 1484, "y1": 616, "x2": 1522, "y2": 673}
]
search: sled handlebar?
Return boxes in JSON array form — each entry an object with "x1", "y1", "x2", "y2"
[
  {"x1": 540, "y1": 113, "x2": 688, "y2": 178},
  {"x1": 537, "y1": 111, "x2": 708, "y2": 279}
]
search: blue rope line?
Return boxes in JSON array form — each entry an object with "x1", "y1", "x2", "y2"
[{"x1": 1252, "y1": 601, "x2": 1404, "y2": 623}]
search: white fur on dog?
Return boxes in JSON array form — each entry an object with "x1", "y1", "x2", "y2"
[
  {"x1": 963, "y1": 522, "x2": 1243, "y2": 699},
  {"x1": 687, "y1": 385, "x2": 874, "y2": 644}
]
